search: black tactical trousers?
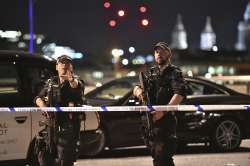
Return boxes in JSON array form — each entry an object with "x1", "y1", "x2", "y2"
[
  {"x1": 151, "y1": 113, "x2": 177, "y2": 166},
  {"x1": 37, "y1": 122, "x2": 80, "y2": 166},
  {"x1": 56, "y1": 123, "x2": 78, "y2": 166}
]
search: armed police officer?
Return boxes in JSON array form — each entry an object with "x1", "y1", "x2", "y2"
[
  {"x1": 34, "y1": 55, "x2": 85, "y2": 166},
  {"x1": 133, "y1": 42, "x2": 186, "y2": 166}
]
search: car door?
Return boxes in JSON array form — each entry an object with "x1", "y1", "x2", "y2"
[
  {"x1": 0, "y1": 63, "x2": 32, "y2": 161},
  {"x1": 176, "y1": 79, "x2": 228, "y2": 139},
  {"x1": 0, "y1": 112, "x2": 31, "y2": 161},
  {"x1": 121, "y1": 94, "x2": 145, "y2": 146},
  {"x1": 87, "y1": 80, "x2": 142, "y2": 147}
]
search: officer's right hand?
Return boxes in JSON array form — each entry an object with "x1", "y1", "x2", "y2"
[
  {"x1": 133, "y1": 86, "x2": 143, "y2": 99},
  {"x1": 42, "y1": 111, "x2": 50, "y2": 118},
  {"x1": 35, "y1": 98, "x2": 49, "y2": 118}
]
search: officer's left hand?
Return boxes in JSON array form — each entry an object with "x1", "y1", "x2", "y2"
[{"x1": 151, "y1": 111, "x2": 165, "y2": 122}]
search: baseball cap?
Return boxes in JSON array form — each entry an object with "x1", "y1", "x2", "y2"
[
  {"x1": 153, "y1": 42, "x2": 170, "y2": 51},
  {"x1": 56, "y1": 55, "x2": 72, "y2": 64}
]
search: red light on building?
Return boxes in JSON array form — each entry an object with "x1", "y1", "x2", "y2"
[
  {"x1": 118, "y1": 10, "x2": 125, "y2": 17},
  {"x1": 141, "y1": 19, "x2": 149, "y2": 26},
  {"x1": 104, "y1": 2, "x2": 111, "y2": 9},
  {"x1": 109, "y1": 20, "x2": 117, "y2": 27},
  {"x1": 139, "y1": 6, "x2": 147, "y2": 13}
]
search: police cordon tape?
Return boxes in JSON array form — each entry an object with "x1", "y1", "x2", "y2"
[{"x1": 1, "y1": 105, "x2": 250, "y2": 112}]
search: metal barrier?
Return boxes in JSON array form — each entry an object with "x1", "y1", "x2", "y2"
[{"x1": 1, "y1": 105, "x2": 250, "y2": 112}]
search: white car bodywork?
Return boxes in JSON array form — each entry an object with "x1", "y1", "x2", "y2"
[{"x1": 0, "y1": 111, "x2": 99, "y2": 161}]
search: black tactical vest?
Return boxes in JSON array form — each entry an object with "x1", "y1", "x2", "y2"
[{"x1": 145, "y1": 64, "x2": 186, "y2": 105}]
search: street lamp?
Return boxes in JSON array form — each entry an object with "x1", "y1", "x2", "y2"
[{"x1": 111, "y1": 48, "x2": 124, "y2": 77}]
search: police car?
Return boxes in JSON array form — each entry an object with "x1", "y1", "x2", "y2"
[{"x1": 0, "y1": 51, "x2": 99, "y2": 163}]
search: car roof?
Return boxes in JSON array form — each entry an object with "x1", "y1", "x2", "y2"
[{"x1": 0, "y1": 50, "x2": 55, "y2": 63}]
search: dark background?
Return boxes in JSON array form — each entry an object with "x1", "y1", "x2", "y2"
[{"x1": 0, "y1": 0, "x2": 249, "y2": 60}]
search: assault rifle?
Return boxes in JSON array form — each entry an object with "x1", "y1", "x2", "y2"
[
  {"x1": 45, "y1": 80, "x2": 59, "y2": 154},
  {"x1": 139, "y1": 72, "x2": 154, "y2": 146},
  {"x1": 37, "y1": 80, "x2": 59, "y2": 157}
]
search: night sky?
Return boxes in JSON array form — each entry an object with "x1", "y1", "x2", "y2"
[{"x1": 0, "y1": 0, "x2": 249, "y2": 60}]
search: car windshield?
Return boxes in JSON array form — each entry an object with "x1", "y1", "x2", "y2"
[{"x1": 92, "y1": 79, "x2": 137, "y2": 100}]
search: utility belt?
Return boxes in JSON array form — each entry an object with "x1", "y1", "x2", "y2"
[
  {"x1": 57, "y1": 122, "x2": 79, "y2": 133},
  {"x1": 56, "y1": 112, "x2": 82, "y2": 124}
]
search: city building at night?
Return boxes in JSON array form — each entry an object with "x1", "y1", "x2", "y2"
[
  {"x1": 0, "y1": 30, "x2": 45, "y2": 51},
  {"x1": 235, "y1": 21, "x2": 247, "y2": 50},
  {"x1": 235, "y1": 1, "x2": 250, "y2": 51},
  {"x1": 200, "y1": 16, "x2": 217, "y2": 51},
  {"x1": 170, "y1": 14, "x2": 188, "y2": 50}
]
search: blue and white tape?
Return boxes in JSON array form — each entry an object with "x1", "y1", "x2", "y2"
[
  {"x1": 0, "y1": 105, "x2": 249, "y2": 112},
  {"x1": 195, "y1": 105, "x2": 204, "y2": 112}
]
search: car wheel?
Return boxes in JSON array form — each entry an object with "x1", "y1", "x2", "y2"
[
  {"x1": 211, "y1": 119, "x2": 242, "y2": 151},
  {"x1": 80, "y1": 127, "x2": 107, "y2": 156}
]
